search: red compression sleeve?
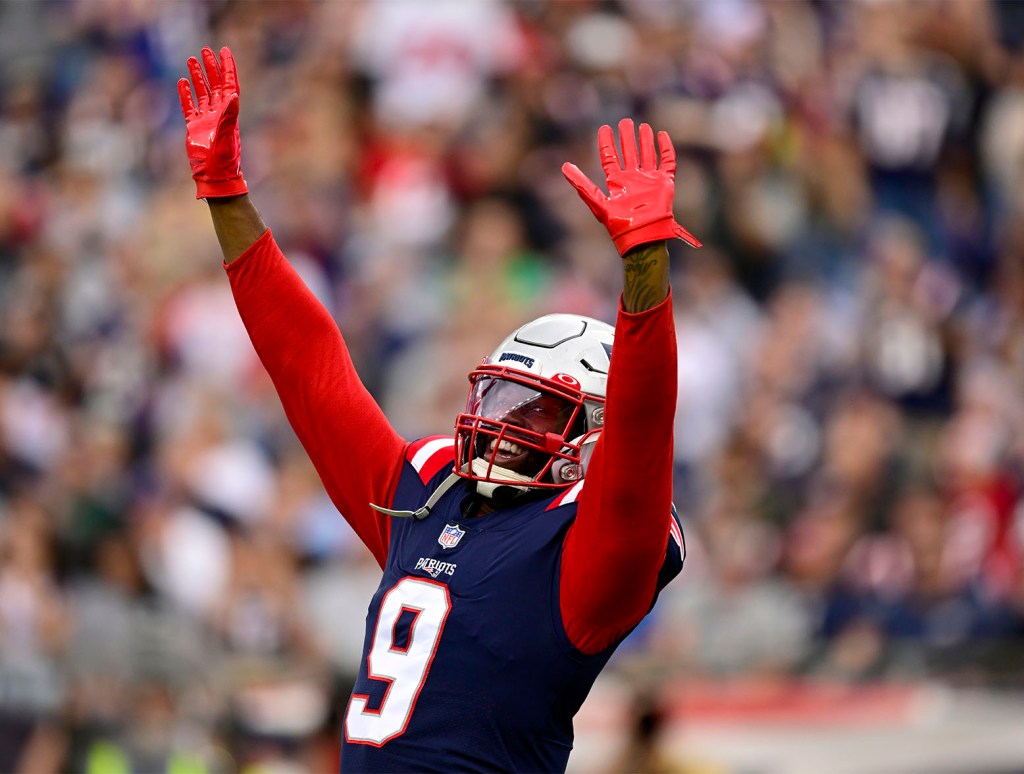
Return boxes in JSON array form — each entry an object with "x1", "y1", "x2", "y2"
[
  {"x1": 559, "y1": 293, "x2": 676, "y2": 654},
  {"x1": 226, "y1": 230, "x2": 405, "y2": 567}
]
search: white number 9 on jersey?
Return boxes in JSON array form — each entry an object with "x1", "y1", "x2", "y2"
[{"x1": 344, "y1": 577, "x2": 452, "y2": 746}]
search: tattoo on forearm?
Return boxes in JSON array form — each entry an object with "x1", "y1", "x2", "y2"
[
  {"x1": 624, "y1": 258, "x2": 657, "y2": 276},
  {"x1": 621, "y1": 244, "x2": 669, "y2": 313},
  {"x1": 623, "y1": 284, "x2": 661, "y2": 312}
]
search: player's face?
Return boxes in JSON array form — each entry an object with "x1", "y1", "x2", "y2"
[{"x1": 469, "y1": 377, "x2": 577, "y2": 475}]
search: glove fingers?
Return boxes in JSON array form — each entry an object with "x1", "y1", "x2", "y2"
[
  {"x1": 597, "y1": 124, "x2": 620, "y2": 178},
  {"x1": 638, "y1": 123, "x2": 656, "y2": 169},
  {"x1": 658, "y1": 130, "x2": 676, "y2": 178},
  {"x1": 177, "y1": 78, "x2": 196, "y2": 119},
  {"x1": 618, "y1": 118, "x2": 638, "y2": 169},
  {"x1": 187, "y1": 57, "x2": 209, "y2": 108},
  {"x1": 201, "y1": 47, "x2": 222, "y2": 94},
  {"x1": 562, "y1": 162, "x2": 607, "y2": 216},
  {"x1": 220, "y1": 46, "x2": 240, "y2": 96},
  {"x1": 674, "y1": 222, "x2": 702, "y2": 249},
  {"x1": 221, "y1": 92, "x2": 240, "y2": 122}
]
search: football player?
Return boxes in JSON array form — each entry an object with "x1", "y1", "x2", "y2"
[{"x1": 178, "y1": 46, "x2": 698, "y2": 773}]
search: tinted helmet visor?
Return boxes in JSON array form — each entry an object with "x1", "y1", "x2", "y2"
[{"x1": 463, "y1": 376, "x2": 579, "y2": 478}]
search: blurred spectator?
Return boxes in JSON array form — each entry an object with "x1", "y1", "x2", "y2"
[{"x1": 0, "y1": 0, "x2": 1022, "y2": 769}]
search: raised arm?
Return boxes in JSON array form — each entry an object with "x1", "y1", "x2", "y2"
[
  {"x1": 559, "y1": 120, "x2": 697, "y2": 653},
  {"x1": 178, "y1": 47, "x2": 405, "y2": 565}
]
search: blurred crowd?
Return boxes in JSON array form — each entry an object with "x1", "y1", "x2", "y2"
[{"x1": 0, "y1": 0, "x2": 1023, "y2": 771}]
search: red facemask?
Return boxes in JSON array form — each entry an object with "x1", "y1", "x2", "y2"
[{"x1": 454, "y1": 365, "x2": 597, "y2": 488}]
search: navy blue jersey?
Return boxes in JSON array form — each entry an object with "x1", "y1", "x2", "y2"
[
  {"x1": 340, "y1": 438, "x2": 685, "y2": 773},
  {"x1": 224, "y1": 229, "x2": 683, "y2": 771}
]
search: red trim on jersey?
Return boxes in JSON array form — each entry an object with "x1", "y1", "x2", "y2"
[
  {"x1": 546, "y1": 480, "x2": 584, "y2": 511},
  {"x1": 405, "y1": 435, "x2": 456, "y2": 484},
  {"x1": 346, "y1": 578, "x2": 452, "y2": 748},
  {"x1": 388, "y1": 606, "x2": 422, "y2": 655},
  {"x1": 226, "y1": 230, "x2": 405, "y2": 568},
  {"x1": 558, "y1": 293, "x2": 677, "y2": 655},
  {"x1": 384, "y1": 579, "x2": 450, "y2": 745},
  {"x1": 669, "y1": 518, "x2": 684, "y2": 561},
  {"x1": 349, "y1": 673, "x2": 393, "y2": 719}
]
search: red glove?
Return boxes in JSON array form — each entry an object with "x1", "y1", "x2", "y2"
[
  {"x1": 563, "y1": 118, "x2": 700, "y2": 255},
  {"x1": 177, "y1": 46, "x2": 247, "y2": 200}
]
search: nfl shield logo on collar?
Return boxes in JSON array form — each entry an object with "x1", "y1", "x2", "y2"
[{"x1": 438, "y1": 523, "x2": 465, "y2": 550}]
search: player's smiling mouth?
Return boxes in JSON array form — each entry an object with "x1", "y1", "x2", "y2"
[{"x1": 488, "y1": 438, "x2": 529, "y2": 465}]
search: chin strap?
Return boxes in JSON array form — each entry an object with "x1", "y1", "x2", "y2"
[
  {"x1": 369, "y1": 457, "x2": 546, "y2": 521},
  {"x1": 470, "y1": 458, "x2": 535, "y2": 500},
  {"x1": 369, "y1": 470, "x2": 464, "y2": 521}
]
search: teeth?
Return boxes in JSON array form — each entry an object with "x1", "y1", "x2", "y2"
[{"x1": 490, "y1": 439, "x2": 524, "y2": 455}]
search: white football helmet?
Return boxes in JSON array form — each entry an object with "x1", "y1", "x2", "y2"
[{"x1": 454, "y1": 313, "x2": 614, "y2": 499}]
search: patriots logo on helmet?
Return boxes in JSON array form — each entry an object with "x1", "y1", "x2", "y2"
[
  {"x1": 498, "y1": 352, "x2": 536, "y2": 369},
  {"x1": 454, "y1": 312, "x2": 614, "y2": 497}
]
